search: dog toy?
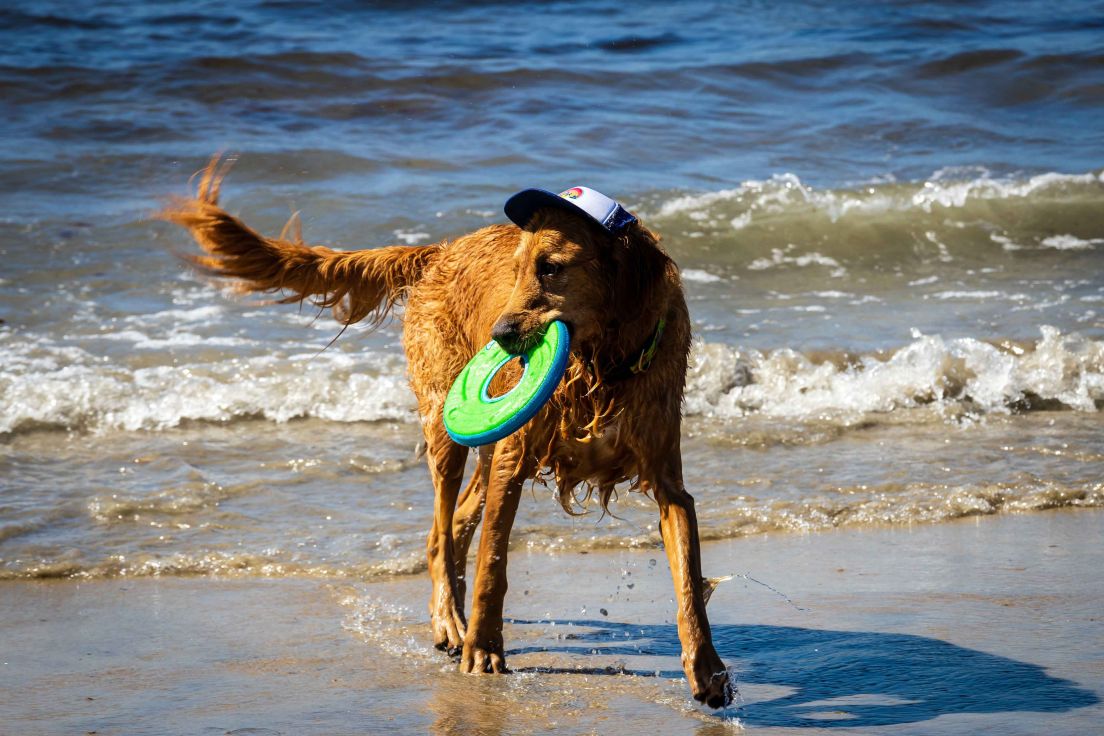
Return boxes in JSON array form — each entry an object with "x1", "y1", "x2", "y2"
[{"x1": 443, "y1": 320, "x2": 571, "y2": 447}]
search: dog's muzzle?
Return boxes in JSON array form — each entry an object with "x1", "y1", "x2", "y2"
[{"x1": 491, "y1": 317, "x2": 527, "y2": 354}]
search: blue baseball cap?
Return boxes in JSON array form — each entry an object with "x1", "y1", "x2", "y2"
[{"x1": 504, "y1": 186, "x2": 637, "y2": 234}]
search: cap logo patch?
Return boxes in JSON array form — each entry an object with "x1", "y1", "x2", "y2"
[{"x1": 559, "y1": 187, "x2": 584, "y2": 200}]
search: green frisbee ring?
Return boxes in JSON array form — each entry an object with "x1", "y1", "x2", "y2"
[{"x1": 443, "y1": 320, "x2": 571, "y2": 447}]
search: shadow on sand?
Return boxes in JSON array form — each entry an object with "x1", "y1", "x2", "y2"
[{"x1": 507, "y1": 618, "x2": 1099, "y2": 729}]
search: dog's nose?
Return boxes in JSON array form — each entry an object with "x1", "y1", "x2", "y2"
[{"x1": 491, "y1": 317, "x2": 524, "y2": 353}]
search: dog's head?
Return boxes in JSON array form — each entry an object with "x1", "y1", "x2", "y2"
[{"x1": 492, "y1": 208, "x2": 669, "y2": 355}]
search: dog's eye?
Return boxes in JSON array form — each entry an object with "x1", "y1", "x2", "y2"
[{"x1": 536, "y1": 260, "x2": 563, "y2": 279}]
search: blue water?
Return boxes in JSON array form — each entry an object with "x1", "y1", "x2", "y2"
[
  {"x1": 2, "y1": 0, "x2": 1102, "y2": 219},
  {"x1": 0, "y1": 0, "x2": 1102, "y2": 582}
]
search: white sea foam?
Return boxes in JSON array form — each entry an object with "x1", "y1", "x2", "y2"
[
  {"x1": 991, "y1": 233, "x2": 1025, "y2": 251},
  {"x1": 1040, "y1": 234, "x2": 1103, "y2": 250},
  {"x1": 681, "y1": 268, "x2": 724, "y2": 283},
  {"x1": 747, "y1": 245, "x2": 847, "y2": 277},
  {"x1": 393, "y1": 228, "x2": 431, "y2": 245},
  {"x1": 684, "y1": 326, "x2": 1104, "y2": 420},
  {"x1": 991, "y1": 232, "x2": 1102, "y2": 252},
  {"x1": 929, "y1": 290, "x2": 1005, "y2": 300},
  {"x1": 0, "y1": 340, "x2": 415, "y2": 434},
  {"x1": 169, "y1": 283, "x2": 225, "y2": 307},
  {"x1": 123, "y1": 305, "x2": 225, "y2": 326},
  {"x1": 911, "y1": 169, "x2": 1104, "y2": 212},
  {"x1": 656, "y1": 186, "x2": 750, "y2": 218},
  {"x1": 730, "y1": 212, "x2": 752, "y2": 229},
  {"x1": 3, "y1": 327, "x2": 1100, "y2": 435},
  {"x1": 96, "y1": 329, "x2": 253, "y2": 350}
]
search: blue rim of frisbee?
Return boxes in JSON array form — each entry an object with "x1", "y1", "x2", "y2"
[{"x1": 443, "y1": 320, "x2": 571, "y2": 447}]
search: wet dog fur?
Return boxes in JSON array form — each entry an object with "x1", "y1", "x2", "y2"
[{"x1": 160, "y1": 157, "x2": 731, "y2": 708}]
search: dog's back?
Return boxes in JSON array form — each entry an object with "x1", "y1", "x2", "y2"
[{"x1": 402, "y1": 224, "x2": 520, "y2": 398}]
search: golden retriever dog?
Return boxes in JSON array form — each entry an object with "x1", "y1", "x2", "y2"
[{"x1": 161, "y1": 157, "x2": 732, "y2": 708}]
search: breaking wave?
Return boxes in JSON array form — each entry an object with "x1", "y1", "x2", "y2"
[
  {"x1": 652, "y1": 168, "x2": 1103, "y2": 225},
  {"x1": 0, "y1": 341, "x2": 416, "y2": 435},
  {"x1": 646, "y1": 168, "x2": 1104, "y2": 266},
  {"x1": 685, "y1": 326, "x2": 1104, "y2": 421},
  {"x1": 2, "y1": 327, "x2": 1101, "y2": 436}
]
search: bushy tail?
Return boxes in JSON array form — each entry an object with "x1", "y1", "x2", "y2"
[{"x1": 158, "y1": 156, "x2": 440, "y2": 327}]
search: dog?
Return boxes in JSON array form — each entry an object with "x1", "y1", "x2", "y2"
[{"x1": 161, "y1": 157, "x2": 732, "y2": 708}]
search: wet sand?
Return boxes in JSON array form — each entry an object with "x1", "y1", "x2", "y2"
[{"x1": 2, "y1": 509, "x2": 1100, "y2": 735}]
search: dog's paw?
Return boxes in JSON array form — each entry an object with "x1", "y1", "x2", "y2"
[
  {"x1": 431, "y1": 611, "x2": 466, "y2": 658},
  {"x1": 459, "y1": 640, "x2": 509, "y2": 674},
  {"x1": 430, "y1": 585, "x2": 467, "y2": 656},
  {"x1": 433, "y1": 633, "x2": 463, "y2": 659},
  {"x1": 686, "y1": 649, "x2": 733, "y2": 710}
]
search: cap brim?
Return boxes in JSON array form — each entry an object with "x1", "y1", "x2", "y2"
[{"x1": 504, "y1": 188, "x2": 602, "y2": 232}]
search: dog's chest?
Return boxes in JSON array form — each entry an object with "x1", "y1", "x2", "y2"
[{"x1": 549, "y1": 419, "x2": 638, "y2": 486}]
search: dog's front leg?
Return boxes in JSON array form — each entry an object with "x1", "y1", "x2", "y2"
[
  {"x1": 459, "y1": 438, "x2": 532, "y2": 674},
  {"x1": 652, "y1": 455, "x2": 732, "y2": 709},
  {"x1": 424, "y1": 428, "x2": 469, "y2": 655},
  {"x1": 450, "y1": 447, "x2": 490, "y2": 606}
]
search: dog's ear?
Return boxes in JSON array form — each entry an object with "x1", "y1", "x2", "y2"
[{"x1": 610, "y1": 219, "x2": 670, "y2": 305}]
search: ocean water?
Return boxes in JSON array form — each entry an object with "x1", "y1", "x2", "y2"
[{"x1": 1, "y1": 0, "x2": 1103, "y2": 582}]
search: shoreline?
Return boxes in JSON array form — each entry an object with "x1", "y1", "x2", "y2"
[{"x1": 2, "y1": 508, "x2": 1101, "y2": 735}]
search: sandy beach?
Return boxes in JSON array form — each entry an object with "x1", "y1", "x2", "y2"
[{"x1": 3, "y1": 508, "x2": 1100, "y2": 735}]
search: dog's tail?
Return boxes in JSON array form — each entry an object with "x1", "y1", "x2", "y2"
[{"x1": 158, "y1": 156, "x2": 440, "y2": 327}]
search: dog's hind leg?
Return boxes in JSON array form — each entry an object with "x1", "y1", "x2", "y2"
[
  {"x1": 459, "y1": 438, "x2": 533, "y2": 674},
  {"x1": 424, "y1": 422, "x2": 469, "y2": 655},
  {"x1": 450, "y1": 446, "x2": 490, "y2": 608},
  {"x1": 650, "y1": 452, "x2": 732, "y2": 709}
]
